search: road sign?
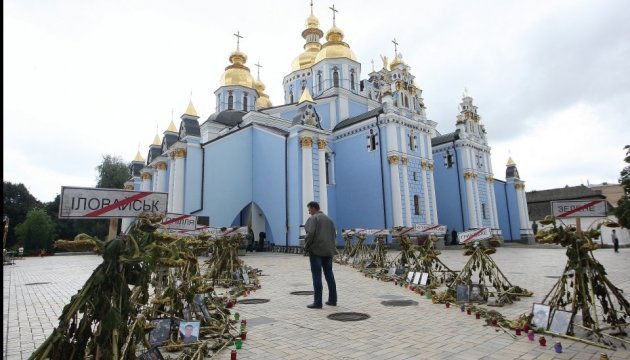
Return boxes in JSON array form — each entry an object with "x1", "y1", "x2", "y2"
[
  {"x1": 161, "y1": 213, "x2": 198, "y2": 231},
  {"x1": 59, "y1": 186, "x2": 168, "y2": 219},
  {"x1": 414, "y1": 224, "x2": 447, "y2": 234},
  {"x1": 551, "y1": 200, "x2": 607, "y2": 218},
  {"x1": 458, "y1": 228, "x2": 492, "y2": 244}
]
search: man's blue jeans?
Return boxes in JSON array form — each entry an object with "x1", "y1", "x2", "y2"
[{"x1": 309, "y1": 255, "x2": 337, "y2": 306}]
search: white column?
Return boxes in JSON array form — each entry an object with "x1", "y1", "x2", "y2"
[
  {"x1": 389, "y1": 155, "x2": 403, "y2": 226},
  {"x1": 421, "y1": 162, "x2": 431, "y2": 222},
  {"x1": 401, "y1": 157, "x2": 412, "y2": 226},
  {"x1": 141, "y1": 172, "x2": 152, "y2": 191},
  {"x1": 156, "y1": 162, "x2": 168, "y2": 193},
  {"x1": 173, "y1": 148, "x2": 186, "y2": 213},
  {"x1": 428, "y1": 163, "x2": 438, "y2": 224},
  {"x1": 465, "y1": 172, "x2": 477, "y2": 228},
  {"x1": 301, "y1": 137, "x2": 314, "y2": 223},
  {"x1": 516, "y1": 183, "x2": 531, "y2": 233},
  {"x1": 167, "y1": 155, "x2": 176, "y2": 212},
  {"x1": 487, "y1": 178, "x2": 499, "y2": 228},
  {"x1": 317, "y1": 139, "x2": 328, "y2": 215}
]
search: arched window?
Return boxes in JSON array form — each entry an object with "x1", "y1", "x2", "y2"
[
  {"x1": 243, "y1": 92, "x2": 248, "y2": 111},
  {"x1": 317, "y1": 71, "x2": 322, "y2": 91},
  {"x1": 414, "y1": 195, "x2": 420, "y2": 215},
  {"x1": 350, "y1": 69, "x2": 356, "y2": 90},
  {"x1": 366, "y1": 129, "x2": 378, "y2": 151},
  {"x1": 289, "y1": 85, "x2": 294, "y2": 103},
  {"x1": 404, "y1": 94, "x2": 409, "y2": 108},
  {"x1": 333, "y1": 67, "x2": 339, "y2": 88},
  {"x1": 227, "y1": 91, "x2": 234, "y2": 110}
]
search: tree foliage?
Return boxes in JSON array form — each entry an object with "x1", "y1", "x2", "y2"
[
  {"x1": 3, "y1": 181, "x2": 42, "y2": 248},
  {"x1": 14, "y1": 209, "x2": 56, "y2": 251},
  {"x1": 613, "y1": 145, "x2": 630, "y2": 228},
  {"x1": 96, "y1": 154, "x2": 130, "y2": 189}
]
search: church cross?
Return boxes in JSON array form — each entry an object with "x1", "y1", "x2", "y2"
[
  {"x1": 255, "y1": 61, "x2": 263, "y2": 80},
  {"x1": 329, "y1": 4, "x2": 338, "y2": 25},
  {"x1": 392, "y1": 38, "x2": 399, "y2": 57},
  {"x1": 310, "y1": 0, "x2": 314, "y2": 15},
  {"x1": 234, "y1": 31, "x2": 243, "y2": 50}
]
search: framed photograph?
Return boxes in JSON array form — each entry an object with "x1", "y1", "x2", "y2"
[
  {"x1": 148, "y1": 318, "x2": 171, "y2": 346},
  {"x1": 531, "y1": 303, "x2": 551, "y2": 330},
  {"x1": 242, "y1": 268, "x2": 250, "y2": 285},
  {"x1": 468, "y1": 284, "x2": 485, "y2": 303},
  {"x1": 419, "y1": 273, "x2": 429, "y2": 286},
  {"x1": 193, "y1": 294, "x2": 211, "y2": 322},
  {"x1": 548, "y1": 309, "x2": 573, "y2": 334},
  {"x1": 455, "y1": 284, "x2": 469, "y2": 303},
  {"x1": 179, "y1": 320, "x2": 200, "y2": 344},
  {"x1": 387, "y1": 267, "x2": 396, "y2": 277},
  {"x1": 412, "y1": 272, "x2": 421, "y2": 285},
  {"x1": 406, "y1": 271, "x2": 414, "y2": 283},
  {"x1": 138, "y1": 347, "x2": 164, "y2": 360}
]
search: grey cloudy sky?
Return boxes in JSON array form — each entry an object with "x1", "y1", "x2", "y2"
[{"x1": 4, "y1": 0, "x2": 629, "y2": 203}]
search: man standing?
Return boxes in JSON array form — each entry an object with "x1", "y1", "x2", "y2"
[
  {"x1": 612, "y1": 229, "x2": 619, "y2": 253},
  {"x1": 304, "y1": 201, "x2": 338, "y2": 309}
]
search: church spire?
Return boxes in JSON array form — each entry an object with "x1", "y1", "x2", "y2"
[
  {"x1": 291, "y1": 1, "x2": 324, "y2": 71},
  {"x1": 219, "y1": 31, "x2": 254, "y2": 88},
  {"x1": 185, "y1": 100, "x2": 198, "y2": 117}
]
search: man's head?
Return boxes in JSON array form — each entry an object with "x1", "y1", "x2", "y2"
[
  {"x1": 184, "y1": 324, "x2": 193, "y2": 336},
  {"x1": 307, "y1": 201, "x2": 320, "y2": 215}
]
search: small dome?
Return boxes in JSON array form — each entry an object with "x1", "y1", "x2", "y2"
[
  {"x1": 291, "y1": 42, "x2": 322, "y2": 71},
  {"x1": 314, "y1": 26, "x2": 356, "y2": 63},
  {"x1": 254, "y1": 79, "x2": 272, "y2": 109},
  {"x1": 390, "y1": 53, "x2": 406, "y2": 69},
  {"x1": 306, "y1": 14, "x2": 320, "y2": 28},
  {"x1": 220, "y1": 50, "x2": 254, "y2": 88}
]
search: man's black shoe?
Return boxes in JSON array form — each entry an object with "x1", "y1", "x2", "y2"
[
  {"x1": 325, "y1": 301, "x2": 337, "y2": 306},
  {"x1": 307, "y1": 304, "x2": 322, "y2": 309}
]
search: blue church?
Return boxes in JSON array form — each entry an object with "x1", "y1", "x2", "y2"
[{"x1": 124, "y1": 4, "x2": 532, "y2": 247}]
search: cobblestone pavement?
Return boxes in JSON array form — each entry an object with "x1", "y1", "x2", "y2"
[{"x1": 3, "y1": 247, "x2": 629, "y2": 360}]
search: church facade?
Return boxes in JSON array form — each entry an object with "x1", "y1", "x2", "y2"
[{"x1": 124, "y1": 5, "x2": 532, "y2": 247}]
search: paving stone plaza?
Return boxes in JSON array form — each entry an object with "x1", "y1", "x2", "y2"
[{"x1": 3, "y1": 246, "x2": 629, "y2": 359}]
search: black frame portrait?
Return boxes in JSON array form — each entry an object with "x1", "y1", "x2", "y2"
[
  {"x1": 148, "y1": 318, "x2": 171, "y2": 346},
  {"x1": 455, "y1": 284, "x2": 469, "y2": 304},
  {"x1": 548, "y1": 309, "x2": 573, "y2": 334},
  {"x1": 138, "y1": 347, "x2": 164, "y2": 360},
  {"x1": 468, "y1": 284, "x2": 485, "y2": 303},
  {"x1": 531, "y1": 303, "x2": 551, "y2": 330}
]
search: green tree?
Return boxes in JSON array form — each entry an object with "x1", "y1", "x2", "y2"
[
  {"x1": 96, "y1": 154, "x2": 130, "y2": 189},
  {"x1": 3, "y1": 181, "x2": 42, "y2": 248},
  {"x1": 613, "y1": 145, "x2": 630, "y2": 228},
  {"x1": 14, "y1": 209, "x2": 56, "y2": 252}
]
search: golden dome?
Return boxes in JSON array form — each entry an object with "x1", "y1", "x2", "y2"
[
  {"x1": 254, "y1": 79, "x2": 272, "y2": 109},
  {"x1": 220, "y1": 50, "x2": 254, "y2": 88},
  {"x1": 291, "y1": 42, "x2": 322, "y2": 71},
  {"x1": 167, "y1": 120, "x2": 177, "y2": 132},
  {"x1": 306, "y1": 14, "x2": 320, "y2": 28},
  {"x1": 314, "y1": 25, "x2": 357, "y2": 63},
  {"x1": 185, "y1": 100, "x2": 198, "y2": 117},
  {"x1": 133, "y1": 150, "x2": 145, "y2": 162},
  {"x1": 390, "y1": 54, "x2": 406, "y2": 69}
]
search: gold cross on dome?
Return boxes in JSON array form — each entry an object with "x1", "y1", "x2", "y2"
[
  {"x1": 233, "y1": 31, "x2": 243, "y2": 50},
  {"x1": 254, "y1": 61, "x2": 263, "y2": 79},
  {"x1": 392, "y1": 38, "x2": 399, "y2": 57},
  {"x1": 329, "y1": 4, "x2": 338, "y2": 25}
]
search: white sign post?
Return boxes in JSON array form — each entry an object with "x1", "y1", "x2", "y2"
[
  {"x1": 59, "y1": 186, "x2": 168, "y2": 219},
  {"x1": 551, "y1": 200, "x2": 607, "y2": 218},
  {"x1": 161, "y1": 213, "x2": 198, "y2": 231},
  {"x1": 458, "y1": 228, "x2": 492, "y2": 244},
  {"x1": 414, "y1": 224, "x2": 447, "y2": 234}
]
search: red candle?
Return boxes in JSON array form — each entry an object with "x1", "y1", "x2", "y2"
[
  {"x1": 539, "y1": 336, "x2": 546, "y2": 346},
  {"x1": 231, "y1": 350, "x2": 237, "y2": 360},
  {"x1": 241, "y1": 332, "x2": 247, "y2": 340},
  {"x1": 515, "y1": 328, "x2": 522, "y2": 336},
  {"x1": 475, "y1": 313, "x2": 481, "y2": 319},
  {"x1": 466, "y1": 309, "x2": 472, "y2": 315},
  {"x1": 445, "y1": 302, "x2": 450, "y2": 308}
]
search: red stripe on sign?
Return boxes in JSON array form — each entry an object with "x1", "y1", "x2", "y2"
[
  {"x1": 161, "y1": 214, "x2": 190, "y2": 225},
  {"x1": 85, "y1": 192, "x2": 152, "y2": 217},
  {"x1": 462, "y1": 228, "x2": 486, "y2": 244},
  {"x1": 558, "y1": 200, "x2": 602, "y2": 218},
  {"x1": 423, "y1": 225, "x2": 440, "y2": 232}
]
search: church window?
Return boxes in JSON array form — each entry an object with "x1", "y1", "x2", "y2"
[
  {"x1": 227, "y1": 91, "x2": 234, "y2": 110},
  {"x1": 476, "y1": 154, "x2": 483, "y2": 168},
  {"x1": 408, "y1": 130, "x2": 417, "y2": 150},
  {"x1": 301, "y1": 79, "x2": 307, "y2": 91},
  {"x1": 325, "y1": 153, "x2": 331, "y2": 184},
  {"x1": 350, "y1": 69, "x2": 356, "y2": 90},
  {"x1": 289, "y1": 85, "x2": 294, "y2": 103},
  {"x1": 444, "y1": 150, "x2": 454, "y2": 168},
  {"x1": 482, "y1": 203, "x2": 488, "y2": 219},
  {"x1": 414, "y1": 195, "x2": 420, "y2": 215},
  {"x1": 243, "y1": 92, "x2": 248, "y2": 111},
  {"x1": 413, "y1": 172, "x2": 418, "y2": 181},
  {"x1": 404, "y1": 94, "x2": 409, "y2": 108},
  {"x1": 366, "y1": 129, "x2": 378, "y2": 151},
  {"x1": 317, "y1": 71, "x2": 322, "y2": 92},
  {"x1": 333, "y1": 67, "x2": 340, "y2": 88}
]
